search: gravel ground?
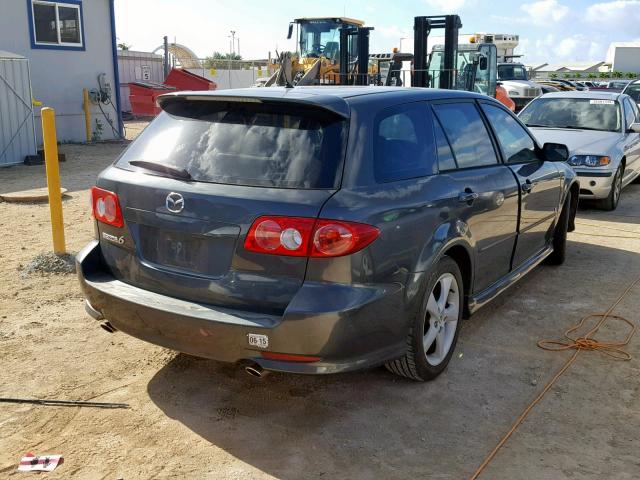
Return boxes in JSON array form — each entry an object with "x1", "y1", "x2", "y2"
[{"x1": 0, "y1": 133, "x2": 639, "y2": 479}]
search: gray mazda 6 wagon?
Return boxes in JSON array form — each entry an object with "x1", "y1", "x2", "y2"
[{"x1": 78, "y1": 87, "x2": 578, "y2": 381}]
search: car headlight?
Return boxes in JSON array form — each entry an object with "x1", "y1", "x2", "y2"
[
  {"x1": 508, "y1": 90, "x2": 520, "y2": 96},
  {"x1": 567, "y1": 155, "x2": 611, "y2": 167}
]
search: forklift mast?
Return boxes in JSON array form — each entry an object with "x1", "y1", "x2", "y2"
[
  {"x1": 412, "y1": 15, "x2": 462, "y2": 89},
  {"x1": 339, "y1": 26, "x2": 374, "y2": 85}
]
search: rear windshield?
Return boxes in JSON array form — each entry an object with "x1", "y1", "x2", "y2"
[
  {"x1": 519, "y1": 97, "x2": 621, "y2": 132},
  {"x1": 116, "y1": 99, "x2": 347, "y2": 189}
]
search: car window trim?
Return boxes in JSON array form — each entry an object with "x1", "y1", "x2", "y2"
[
  {"x1": 429, "y1": 99, "x2": 502, "y2": 173},
  {"x1": 428, "y1": 103, "x2": 459, "y2": 172},
  {"x1": 477, "y1": 99, "x2": 543, "y2": 165},
  {"x1": 372, "y1": 99, "x2": 438, "y2": 184},
  {"x1": 623, "y1": 97, "x2": 637, "y2": 129}
]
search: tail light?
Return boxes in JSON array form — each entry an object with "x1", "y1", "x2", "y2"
[
  {"x1": 91, "y1": 187, "x2": 124, "y2": 228},
  {"x1": 244, "y1": 216, "x2": 379, "y2": 258}
]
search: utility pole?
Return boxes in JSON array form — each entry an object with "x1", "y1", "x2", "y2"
[{"x1": 229, "y1": 31, "x2": 235, "y2": 88}]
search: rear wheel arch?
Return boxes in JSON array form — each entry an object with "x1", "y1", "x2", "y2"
[{"x1": 441, "y1": 244, "x2": 473, "y2": 318}]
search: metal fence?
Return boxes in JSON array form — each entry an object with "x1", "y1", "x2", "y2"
[{"x1": 180, "y1": 59, "x2": 274, "y2": 90}]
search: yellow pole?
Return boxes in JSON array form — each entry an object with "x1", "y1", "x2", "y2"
[
  {"x1": 41, "y1": 107, "x2": 66, "y2": 254},
  {"x1": 83, "y1": 88, "x2": 91, "y2": 143}
]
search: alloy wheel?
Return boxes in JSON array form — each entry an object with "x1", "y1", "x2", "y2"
[
  {"x1": 423, "y1": 273, "x2": 460, "y2": 366},
  {"x1": 613, "y1": 170, "x2": 622, "y2": 204}
]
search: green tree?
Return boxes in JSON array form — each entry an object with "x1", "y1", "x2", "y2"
[
  {"x1": 203, "y1": 52, "x2": 243, "y2": 69},
  {"x1": 550, "y1": 73, "x2": 558, "y2": 79},
  {"x1": 117, "y1": 42, "x2": 131, "y2": 51},
  {"x1": 612, "y1": 71, "x2": 623, "y2": 78},
  {"x1": 626, "y1": 72, "x2": 637, "y2": 79},
  {"x1": 563, "y1": 73, "x2": 572, "y2": 79},
  {"x1": 599, "y1": 71, "x2": 609, "y2": 79},
  {"x1": 587, "y1": 73, "x2": 596, "y2": 79},
  {"x1": 574, "y1": 72, "x2": 582, "y2": 79}
]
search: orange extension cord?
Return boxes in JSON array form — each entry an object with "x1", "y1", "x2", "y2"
[{"x1": 469, "y1": 275, "x2": 639, "y2": 480}]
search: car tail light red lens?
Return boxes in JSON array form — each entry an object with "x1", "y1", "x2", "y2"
[
  {"x1": 91, "y1": 187, "x2": 123, "y2": 228},
  {"x1": 245, "y1": 216, "x2": 315, "y2": 257},
  {"x1": 244, "y1": 216, "x2": 379, "y2": 258}
]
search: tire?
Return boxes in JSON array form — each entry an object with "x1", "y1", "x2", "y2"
[
  {"x1": 546, "y1": 193, "x2": 570, "y2": 265},
  {"x1": 598, "y1": 165, "x2": 623, "y2": 211},
  {"x1": 385, "y1": 256, "x2": 464, "y2": 381}
]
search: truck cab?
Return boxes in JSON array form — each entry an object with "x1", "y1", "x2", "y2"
[
  {"x1": 496, "y1": 62, "x2": 541, "y2": 111},
  {"x1": 428, "y1": 43, "x2": 498, "y2": 97}
]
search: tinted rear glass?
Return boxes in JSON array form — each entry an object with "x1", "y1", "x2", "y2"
[{"x1": 116, "y1": 100, "x2": 347, "y2": 189}]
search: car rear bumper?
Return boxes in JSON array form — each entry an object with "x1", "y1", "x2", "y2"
[
  {"x1": 77, "y1": 240, "x2": 408, "y2": 374},
  {"x1": 575, "y1": 170, "x2": 614, "y2": 199}
]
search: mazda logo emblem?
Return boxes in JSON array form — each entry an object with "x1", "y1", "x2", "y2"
[{"x1": 165, "y1": 192, "x2": 185, "y2": 213}]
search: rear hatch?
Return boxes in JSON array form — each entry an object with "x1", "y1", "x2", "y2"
[{"x1": 96, "y1": 94, "x2": 349, "y2": 314}]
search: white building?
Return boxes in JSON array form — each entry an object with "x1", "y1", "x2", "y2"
[
  {"x1": 606, "y1": 42, "x2": 640, "y2": 74},
  {"x1": 0, "y1": 0, "x2": 122, "y2": 146}
]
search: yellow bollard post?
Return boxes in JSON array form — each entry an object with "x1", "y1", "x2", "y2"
[
  {"x1": 83, "y1": 88, "x2": 91, "y2": 143},
  {"x1": 41, "y1": 107, "x2": 66, "y2": 254}
]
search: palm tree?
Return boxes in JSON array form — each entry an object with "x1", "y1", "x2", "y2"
[
  {"x1": 626, "y1": 72, "x2": 637, "y2": 79},
  {"x1": 599, "y1": 72, "x2": 609, "y2": 79},
  {"x1": 550, "y1": 73, "x2": 558, "y2": 79},
  {"x1": 612, "y1": 71, "x2": 623, "y2": 78},
  {"x1": 117, "y1": 43, "x2": 131, "y2": 51}
]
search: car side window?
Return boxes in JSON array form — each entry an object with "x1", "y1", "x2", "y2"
[
  {"x1": 480, "y1": 103, "x2": 538, "y2": 164},
  {"x1": 433, "y1": 117, "x2": 457, "y2": 171},
  {"x1": 373, "y1": 102, "x2": 436, "y2": 182},
  {"x1": 431, "y1": 102, "x2": 498, "y2": 169},
  {"x1": 624, "y1": 98, "x2": 638, "y2": 127}
]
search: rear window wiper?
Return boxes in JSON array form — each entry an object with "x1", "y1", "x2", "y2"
[{"x1": 128, "y1": 160, "x2": 192, "y2": 181}]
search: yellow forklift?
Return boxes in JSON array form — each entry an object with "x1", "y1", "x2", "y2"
[{"x1": 265, "y1": 17, "x2": 373, "y2": 86}]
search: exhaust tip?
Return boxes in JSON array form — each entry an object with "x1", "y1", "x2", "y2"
[
  {"x1": 99, "y1": 321, "x2": 117, "y2": 333},
  {"x1": 245, "y1": 364, "x2": 267, "y2": 378}
]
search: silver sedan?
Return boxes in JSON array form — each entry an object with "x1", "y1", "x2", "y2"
[{"x1": 519, "y1": 91, "x2": 640, "y2": 210}]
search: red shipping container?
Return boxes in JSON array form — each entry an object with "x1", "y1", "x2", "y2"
[
  {"x1": 164, "y1": 68, "x2": 217, "y2": 91},
  {"x1": 129, "y1": 69, "x2": 216, "y2": 117},
  {"x1": 129, "y1": 81, "x2": 175, "y2": 116}
]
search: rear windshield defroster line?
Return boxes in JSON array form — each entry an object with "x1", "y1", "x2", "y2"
[{"x1": 116, "y1": 99, "x2": 348, "y2": 189}]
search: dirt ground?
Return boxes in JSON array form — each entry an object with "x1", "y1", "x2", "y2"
[{"x1": 0, "y1": 130, "x2": 639, "y2": 479}]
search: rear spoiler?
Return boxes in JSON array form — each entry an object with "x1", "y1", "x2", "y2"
[{"x1": 156, "y1": 92, "x2": 350, "y2": 119}]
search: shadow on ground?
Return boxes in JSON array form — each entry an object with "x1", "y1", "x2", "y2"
[{"x1": 147, "y1": 240, "x2": 640, "y2": 480}]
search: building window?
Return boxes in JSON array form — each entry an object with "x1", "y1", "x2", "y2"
[{"x1": 30, "y1": 0, "x2": 84, "y2": 49}]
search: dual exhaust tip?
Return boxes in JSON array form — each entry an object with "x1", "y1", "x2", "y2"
[
  {"x1": 95, "y1": 311, "x2": 266, "y2": 378},
  {"x1": 99, "y1": 321, "x2": 117, "y2": 333},
  {"x1": 244, "y1": 362, "x2": 268, "y2": 378}
]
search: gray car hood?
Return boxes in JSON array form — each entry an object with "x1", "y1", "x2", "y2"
[{"x1": 528, "y1": 127, "x2": 620, "y2": 155}]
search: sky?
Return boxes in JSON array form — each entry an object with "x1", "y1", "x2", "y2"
[{"x1": 114, "y1": 0, "x2": 640, "y2": 65}]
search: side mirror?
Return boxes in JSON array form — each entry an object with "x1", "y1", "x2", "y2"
[
  {"x1": 628, "y1": 122, "x2": 640, "y2": 133},
  {"x1": 543, "y1": 142, "x2": 569, "y2": 162},
  {"x1": 479, "y1": 56, "x2": 488, "y2": 71},
  {"x1": 287, "y1": 23, "x2": 294, "y2": 40}
]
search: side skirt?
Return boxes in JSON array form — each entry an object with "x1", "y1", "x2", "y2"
[{"x1": 467, "y1": 245, "x2": 553, "y2": 315}]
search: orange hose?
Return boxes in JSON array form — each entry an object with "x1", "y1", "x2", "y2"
[{"x1": 469, "y1": 276, "x2": 639, "y2": 480}]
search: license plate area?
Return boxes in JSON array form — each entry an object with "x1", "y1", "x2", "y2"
[
  {"x1": 137, "y1": 224, "x2": 237, "y2": 277},
  {"x1": 247, "y1": 333, "x2": 269, "y2": 349}
]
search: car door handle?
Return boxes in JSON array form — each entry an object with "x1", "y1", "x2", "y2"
[
  {"x1": 458, "y1": 191, "x2": 479, "y2": 204},
  {"x1": 521, "y1": 179, "x2": 533, "y2": 193}
]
